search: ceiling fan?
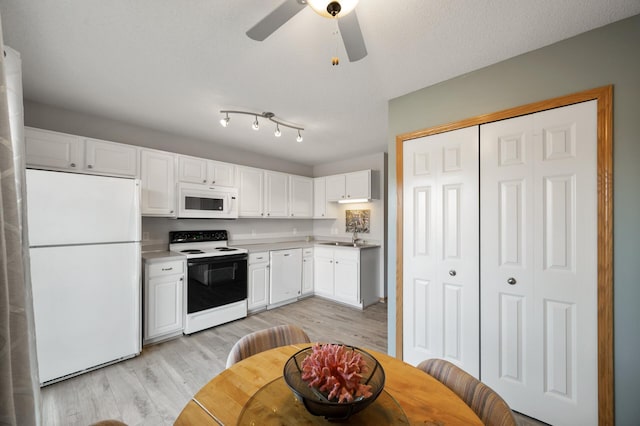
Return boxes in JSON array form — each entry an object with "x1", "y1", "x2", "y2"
[{"x1": 246, "y1": 0, "x2": 367, "y2": 63}]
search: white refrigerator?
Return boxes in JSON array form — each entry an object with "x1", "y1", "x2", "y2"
[{"x1": 26, "y1": 169, "x2": 141, "y2": 384}]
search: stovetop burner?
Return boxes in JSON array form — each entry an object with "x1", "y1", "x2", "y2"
[
  {"x1": 181, "y1": 249, "x2": 205, "y2": 254},
  {"x1": 215, "y1": 247, "x2": 237, "y2": 251}
]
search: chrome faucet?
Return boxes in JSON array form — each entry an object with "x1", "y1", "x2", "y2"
[{"x1": 352, "y1": 230, "x2": 362, "y2": 246}]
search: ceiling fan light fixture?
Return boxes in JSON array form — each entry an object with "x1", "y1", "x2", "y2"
[{"x1": 307, "y1": 0, "x2": 359, "y2": 18}]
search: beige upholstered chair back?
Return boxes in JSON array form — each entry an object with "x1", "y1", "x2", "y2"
[
  {"x1": 417, "y1": 358, "x2": 517, "y2": 426},
  {"x1": 226, "y1": 324, "x2": 311, "y2": 368}
]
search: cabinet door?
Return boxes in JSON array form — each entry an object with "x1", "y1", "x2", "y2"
[
  {"x1": 248, "y1": 261, "x2": 269, "y2": 311},
  {"x1": 333, "y1": 251, "x2": 360, "y2": 305},
  {"x1": 264, "y1": 171, "x2": 289, "y2": 217},
  {"x1": 208, "y1": 160, "x2": 236, "y2": 186},
  {"x1": 140, "y1": 149, "x2": 176, "y2": 216},
  {"x1": 290, "y1": 175, "x2": 313, "y2": 217},
  {"x1": 302, "y1": 255, "x2": 314, "y2": 295},
  {"x1": 313, "y1": 248, "x2": 335, "y2": 297},
  {"x1": 325, "y1": 174, "x2": 346, "y2": 201},
  {"x1": 237, "y1": 166, "x2": 264, "y2": 217},
  {"x1": 178, "y1": 155, "x2": 208, "y2": 184},
  {"x1": 85, "y1": 138, "x2": 138, "y2": 177},
  {"x1": 146, "y1": 274, "x2": 184, "y2": 340},
  {"x1": 345, "y1": 170, "x2": 371, "y2": 199},
  {"x1": 25, "y1": 127, "x2": 83, "y2": 171}
]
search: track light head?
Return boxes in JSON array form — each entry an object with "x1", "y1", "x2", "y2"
[
  {"x1": 296, "y1": 130, "x2": 303, "y2": 143},
  {"x1": 252, "y1": 116, "x2": 259, "y2": 131},
  {"x1": 219, "y1": 113, "x2": 230, "y2": 127},
  {"x1": 274, "y1": 124, "x2": 282, "y2": 137}
]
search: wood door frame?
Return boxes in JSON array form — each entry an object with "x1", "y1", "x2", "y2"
[{"x1": 395, "y1": 85, "x2": 613, "y2": 425}]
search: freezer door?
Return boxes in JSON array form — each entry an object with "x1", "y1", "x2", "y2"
[
  {"x1": 30, "y1": 243, "x2": 141, "y2": 383},
  {"x1": 26, "y1": 169, "x2": 140, "y2": 246}
]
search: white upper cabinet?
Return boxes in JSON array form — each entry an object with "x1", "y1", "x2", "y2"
[
  {"x1": 84, "y1": 138, "x2": 138, "y2": 177},
  {"x1": 140, "y1": 149, "x2": 176, "y2": 217},
  {"x1": 313, "y1": 177, "x2": 337, "y2": 218},
  {"x1": 289, "y1": 175, "x2": 313, "y2": 218},
  {"x1": 264, "y1": 171, "x2": 289, "y2": 217},
  {"x1": 236, "y1": 166, "x2": 265, "y2": 217},
  {"x1": 325, "y1": 170, "x2": 374, "y2": 201},
  {"x1": 25, "y1": 127, "x2": 138, "y2": 177},
  {"x1": 177, "y1": 155, "x2": 207, "y2": 183},
  {"x1": 325, "y1": 174, "x2": 346, "y2": 202},
  {"x1": 178, "y1": 155, "x2": 235, "y2": 186},
  {"x1": 26, "y1": 127, "x2": 83, "y2": 171},
  {"x1": 207, "y1": 160, "x2": 235, "y2": 187}
]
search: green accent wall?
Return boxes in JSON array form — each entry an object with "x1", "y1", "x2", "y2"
[{"x1": 387, "y1": 14, "x2": 640, "y2": 423}]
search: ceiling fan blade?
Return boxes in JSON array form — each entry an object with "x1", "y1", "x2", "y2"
[
  {"x1": 246, "y1": 0, "x2": 307, "y2": 41},
  {"x1": 338, "y1": 11, "x2": 367, "y2": 62}
]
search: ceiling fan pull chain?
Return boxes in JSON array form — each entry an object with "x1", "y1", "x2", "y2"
[{"x1": 332, "y1": 26, "x2": 340, "y2": 66}]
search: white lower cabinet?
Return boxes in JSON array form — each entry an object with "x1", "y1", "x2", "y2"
[
  {"x1": 301, "y1": 248, "x2": 314, "y2": 296},
  {"x1": 248, "y1": 252, "x2": 269, "y2": 312},
  {"x1": 144, "y1": 258, "x2": 185, "y2": 344},
  {"x1": 313, "y1": 246, "x2": 379, "y2": 309}
]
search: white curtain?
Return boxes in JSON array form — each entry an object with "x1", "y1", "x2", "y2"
[{"x1": 0, "y1": 13, "x2": 42, "y2": 426}]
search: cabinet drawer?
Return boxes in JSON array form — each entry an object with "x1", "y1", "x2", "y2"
[
  {"x1": 147, "y1": 260, "x2": 184, "y2": 277},
  {"x1": 303, "y1": 247, "x2": 314, "y2": 256},
  {"x1": 249, "y1": 252, "x2": 269, "y2": 263}
]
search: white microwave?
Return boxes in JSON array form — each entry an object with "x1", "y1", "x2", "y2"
[{"x1": 177, "y1": 183, "x2": 239, "y2": 219}]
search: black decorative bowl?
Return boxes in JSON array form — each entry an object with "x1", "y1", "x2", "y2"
[{"x1": 283, "y1": 345, "x2": 385, "y2": 420}]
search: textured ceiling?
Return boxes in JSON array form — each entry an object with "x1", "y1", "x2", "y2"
[{"x1": 1, "y1": 1, "x2": 639, "y2": 166}]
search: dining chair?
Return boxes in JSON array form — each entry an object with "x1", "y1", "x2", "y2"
[
  {"x1": 225, "y1": 324, "x2": 311, "y2": 368},
  {"x1": 417, "y1": 358, "x2": 517, "y2": 426}
]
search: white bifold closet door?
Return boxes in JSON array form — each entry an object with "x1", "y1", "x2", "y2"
[
  {"x1": 402, "y1": 126, "x2": 479, "y2": 376},
  {"x1": 480, "y1": 100, "x2": 597, "y2": 426}
]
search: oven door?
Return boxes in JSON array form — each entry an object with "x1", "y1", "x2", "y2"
[
  {"x1": 177, "y1": 183, "x2": 238, "y2": 219},
  {"x1": 186, "y1": 254, "x2": 247, "y2": 314}
]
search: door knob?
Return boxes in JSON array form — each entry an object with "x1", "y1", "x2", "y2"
[
  {"x1": 449, "y1": 270, "x2": 456, "y2": 277},
  {"x1": 507, "y1": 277, "x2": 517, "y2": 285}
]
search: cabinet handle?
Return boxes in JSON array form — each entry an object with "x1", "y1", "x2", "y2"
[
  {"x1": 284, "y1": 253, "x2": 290, "y2": 257},
  {"x1": 507, "y1": 277, "x2": 517, "y2": 285},
  {"x1": 87, "y1": 164, "x2": 93, "y2": 169},
  {"x1": 179, "y1": 277, "x2": 183, "y2": 281},
  {"x1": 162, "y1": 267, "x2": 173, "y2": 271},
  {"x1": 212, "y1": 180, "x2": 216, "y2": 184},
  {"x1": 449, "y1": 270, "x2": 456, "y2": 276},
  {"x1": 335, "y1": 261, "x2": 339, "y2": 264},
  {"x1": 170, "y1": 210, "x2": 174, "y2": 214},
  {"x1": 70, "y1": 163, "x2": 76, "y2": 168},
  {"x1": 261, "y1": 213, "x2": 264, "y2": 216},
  {"x1": 330, "y1": 260, "x2": 333, "y2": 263},
  {"x1": 256, "y1": 256, "x2": 263, "y2": 260},
  {"x1": 202, "y1": 179, "x2": 207, "y2": 183},
  {"x1": 291, "y1": 214, "x2": 294, "y2": 217},
  {"x1": 347, "y1": 194, "x2": 351, "y2": 198},
  {"x1": 267, "y1": 213, "x2": 270, "y2": 216}
]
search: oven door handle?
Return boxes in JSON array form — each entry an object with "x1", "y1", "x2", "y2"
[{"x1": 187, "y1": 254, "x2": 248, "y2": 266}]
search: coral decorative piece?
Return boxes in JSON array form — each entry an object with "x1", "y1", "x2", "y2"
[{"x1": 300, "y1": 343, "x2": 373, "y2": 403}]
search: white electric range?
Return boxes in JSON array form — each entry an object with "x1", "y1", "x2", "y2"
[{"x1": 169, "y1": 230, "x2": 248, "y2": 334}]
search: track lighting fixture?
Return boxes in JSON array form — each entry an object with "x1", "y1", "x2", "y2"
[
  {"x1": 219, "y1": 110, "x2": 304, "y2": 142},
  {"x1": 219, "y1": 112, "x2": 230, "y2": 127}
]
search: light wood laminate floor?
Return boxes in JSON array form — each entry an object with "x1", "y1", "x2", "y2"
[{"x1": 40, "y1": 297, "x2": 544, "y2": 425}]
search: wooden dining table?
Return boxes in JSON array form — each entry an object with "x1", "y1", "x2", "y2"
[{"x1": 174, "y1": 344, "x2": 483, "y2": 425}]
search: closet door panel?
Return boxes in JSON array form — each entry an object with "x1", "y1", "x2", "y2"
[
  {"x1": 403, "y1": 126, "x2": 479, "y2": 377},
  {"x1": 481, "y1": 100, "x2": 597, "y2": 426}
]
